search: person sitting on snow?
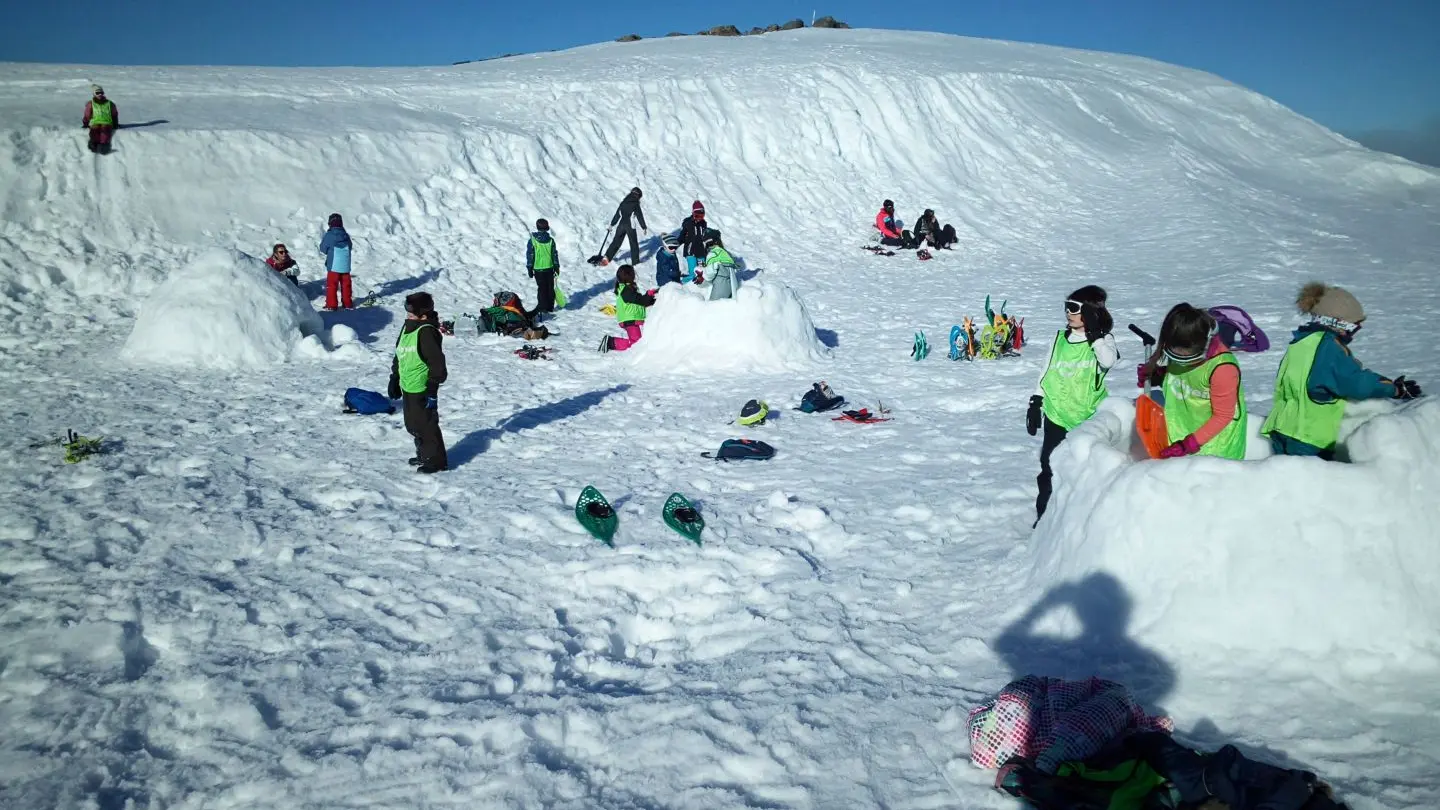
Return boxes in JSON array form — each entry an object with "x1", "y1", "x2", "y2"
[
  {"x1": 82, "y1": 85, "x2": 118, "y2": 154},
  {"x1": 914, "y1": 209, "x2": 957, "y2": 250},
  {"x1": 703, "y1": 232, "x2": 739, "y2": 300},
  {"x1": 1261, "y1": 282, "x2": 1422, "y2": 460},
  {"x1": 599, "y1": 265, "x2": 656, "y2": 353},
  {"x1": 875, "y1": 199, "x2": 915, "y2": 248},
  {"x1": 679, "y1": 200, "x2": 709, "y2": 283},
  {"x1": 265, "y1": 243, "x2": 300, "y2": 286},
  {"x1": 318, "y1": 213, "x2": 354, "y2": 310}
]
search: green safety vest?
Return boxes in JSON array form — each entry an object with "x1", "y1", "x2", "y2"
[
  {"x1": 615, "y1": 283, "x2": 647, "y2": 324},
  {"x1": 706, "y1": 245, "x2": 735, "y2": 266},
  {"x1": 89, "y1": 100, "x2": 114, "y2": 126},
  {"x1": 395, "y1": 323, "x2": 433, "y2": 394},
  {"x1": 1163, "y1": 352, "x2": 1247, "y2": 459},
  {"x1": 1260, "y1": 331, "x2": 1346, "y2": 450},
  {"x1": 1039, "y1": 331, "x2": 1109, "y2": 430},
  {"x1": 530, "y1": 236, "x2": 557, "y2": 271}
]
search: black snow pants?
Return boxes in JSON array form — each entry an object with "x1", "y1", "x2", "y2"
[
  {"x1": 1034, "y1": 417, "x2": 1068, "y2": 524},
  {"x1": 605, "y1": 226, "x2": 640, "y2": 264},
  {"x1": 403, "y1": 392, "x2": 448, "y2": 470}
]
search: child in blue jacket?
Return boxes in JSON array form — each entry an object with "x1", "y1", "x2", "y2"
[{"x1": 318, "y1": 213, "x2": 354, "y2": 310}]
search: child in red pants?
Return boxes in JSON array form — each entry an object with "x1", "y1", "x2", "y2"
[{"x1": 599, "y1": 264, "x2": 655, "y2": 353}]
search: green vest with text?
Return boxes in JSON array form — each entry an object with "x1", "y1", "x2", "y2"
[
  {"x1": 90, "y1": 100, "x2": 114, "y2": 127},
  {"x1": 395, "y1": 324, "x2": 433, "y2": 394},
  {"x1": 1163, "y1": 353, "x2": 1246, "y2": 459},
  {"x1": 1260, "y1": 331, "x2": 1346, "y2": 450},
  {"x1": 1039, "y1": 331, "x2": 1109, "y2": 430},
  {"x1": 530, "y1": 237, "x2": 557, "y2": 271}
]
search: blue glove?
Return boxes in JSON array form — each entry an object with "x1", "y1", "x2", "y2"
[{"x1": 425, "y1": 396, "x2": 437, "y2": 410}]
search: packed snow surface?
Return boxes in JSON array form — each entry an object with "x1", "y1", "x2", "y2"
[
  {"x1": 627, "y1": 276, "x2": 829, "y2": 373},
  {"x1": 2, "y1": 28, "x2": 1439, "y2": 810},
  {"x1": 122, "y1": 248, "x2": 326, "y2": 368}
]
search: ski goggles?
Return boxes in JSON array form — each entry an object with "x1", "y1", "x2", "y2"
[
  {"x1": 1162, "y1": 346, "x2": 1206, "y2": 364},
  {"x1": 1064, "y1": 299, "x2": 1084, "y2": 315}
]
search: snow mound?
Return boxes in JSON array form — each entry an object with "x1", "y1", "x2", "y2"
[
  {"x1": 121, "y1": 248, "x2": 325, "y2": 369},
  {"x1": 1032, "y1": 396, "x2": 1440, "y2": 664},
  {"x1": 625, "y1": 276, "x2": 829, "y2": 373}
]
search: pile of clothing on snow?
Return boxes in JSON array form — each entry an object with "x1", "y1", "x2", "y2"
[{"x1": 969, "y1": 675, "x2": 1351, "y2": 810}]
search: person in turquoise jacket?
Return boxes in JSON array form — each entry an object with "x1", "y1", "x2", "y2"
[
  {"x1": 1261, "y1": 282, "x2": 1421, "y2": 459},
  {"x1": 318, "y1": 213, "x2": 353, "y2": 310}
]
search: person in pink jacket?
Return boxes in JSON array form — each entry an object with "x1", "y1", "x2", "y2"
[{"x1": 874, "y1": 199, "x2": 915, "y2": 248}]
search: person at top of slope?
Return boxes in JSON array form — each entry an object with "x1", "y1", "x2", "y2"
[
  {"x1": 318, "y1": 213, "x2": 354, "y2": 310},
  {"x1": 82, "y1": 85, "x2": 118, "y2": 154},
  {"x1": 1139, "y1": 303, "x2": 1247, "y2": 461},
  {"x1": 1027, "y1": 286, "x2": 1117, "y2": 525},
  {"x1": 914, "y1": 208, "x2": 957, "y2": 250},
  {"x1": 598, "y1": 264, "x2": 656, "y2": 354},
  {"x1": 526, "y1": 218, "x2": 561, "y2": 318},
  {"x1": 601, "y1": 187, "x2": 648, "y2": 266},
  {"x1": 1261, "y1": 282, "x2": 1422, "y2": 460},
  {"x1": 678, "y1": 200, "x2": 710, "y2": 284},
  {"x1": 875, "y1": 199, "x2": 916, "y2": 249},
  {"x1": 265, "y1": 243, "x2": 299, "y2": 286}
]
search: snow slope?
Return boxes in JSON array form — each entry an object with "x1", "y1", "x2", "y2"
[{"x1": 2, "y1": 29, "x2": 1439, "y2": 809}]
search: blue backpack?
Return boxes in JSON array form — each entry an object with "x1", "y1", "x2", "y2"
[
  {"x1": 342, "y1": 387, "x2": 395, "y2": 415},
  {"x1": 701, "y1": 439, "x2": 775, "y2": 461}
]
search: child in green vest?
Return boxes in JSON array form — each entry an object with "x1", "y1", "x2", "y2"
[
  {"x1": 1027, "y1": 285, "x2": 1117, "y2": 523},
  {"x1": 1141, "y1": 304, "x2": 1247, "y2": 460},
  {"x1": 387, "y1": 292, "x2": 449, "y2": 473},
  {"x1": 1261, "y1": 282, "x2": 1421, "y2": 459},
  {"x1": 598, "y1": 265, "x2": 656, "y2": 353},
  {"x1": 526, "y1": 218, "x2": 560, "y2": 316},
  {"x1": 703, "y1": 232, "x2": 738, "y2": 301},
  {"x1": 82, "y1": 85, "x2": 118, "y2": 154}
]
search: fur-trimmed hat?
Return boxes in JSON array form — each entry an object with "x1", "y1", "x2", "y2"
[{"x1": 1297, "y1": 281, "x2": 1364, "y2": 325}]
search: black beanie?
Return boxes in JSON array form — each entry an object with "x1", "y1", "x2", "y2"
[
  {"x1": 328, "y1": 213, "x2": 343, "y2": 228},
  {"x1": 405, "y1": 292, "x2": 435, "y2": 315},
  {"x1": 536, "y1": 218, "x2": 549, "y2": 231}
]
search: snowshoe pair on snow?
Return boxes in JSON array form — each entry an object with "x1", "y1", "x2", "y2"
[{"x1": 575, "y1": 486, "x2": 705, "y2": 547}]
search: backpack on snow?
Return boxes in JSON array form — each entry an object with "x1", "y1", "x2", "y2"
[
  {"x1": 797, "y1": 382, "x2": 845, "y2": 413},
  {"x1": 342, "y1": 387, "x2": 395, "y2": 415},
  {"x1": 1208, "y1": 305, "x2": 1270, "y2": 353},
  {"x1": 701, "y1": 439, "x2": 775, "y2": 461}
]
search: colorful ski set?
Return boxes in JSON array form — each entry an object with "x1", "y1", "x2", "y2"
[{"x1": 913, "y1": 295, "x2": 1027, "y2": 362}]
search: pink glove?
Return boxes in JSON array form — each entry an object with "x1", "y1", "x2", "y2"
[
  {"x1": 646, "y1": 288, "x2": 658, "y2": 297},
  {"x1": 1136, "y1": 364, "x2": 1148, "y2": 389},
  {"x1": 1159, "y1": 434, "x2": 1200, "y2": 459}
]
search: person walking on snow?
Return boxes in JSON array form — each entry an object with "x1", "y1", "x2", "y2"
[
  {"x1": 82, "y1": 85, "x2": 118, "y2": 154},
  {"x1": 679, "y1": 200, "x2": 709, "y2": 283},
  {"x1": 1027, "y1": 286, "x2": 1118, "y2": 524},
  {"x1": 1140, "y1": 303, "x2": 1248, "y2": 460},
  {"x1": 598, "y1": 264, "x2": 656, "y2": 353},
  {"x1": 388, "y1": 292, "x2": 449, "y2": 473},
  {"x1": 602, "y1": 187, "x2": 648, "y2": 265},
  {"x1": 318, "y1": 213, "x2": 353, "y2": 310},
  {"x1": 1261, "y1": 282, "x2": 1422, "y2": 459},
  {"x1": 527, "y1": 218, "x2": 560, "y2": 317},
  {"x1": 265, "y1": 244, "x2": 299, "y2": 286},
  {"x1": 875, "y1": 199, "x2": 915, "y2": 248}
]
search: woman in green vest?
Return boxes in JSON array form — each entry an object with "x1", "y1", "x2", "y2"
[
  {"x1": 1261, "y1": 282, "x2": 1421, "y2": 459},
  {"x1": 598, "y1": 264, "x2": 656, "y2": 353},
  {"x1": 82, "y1": 85, "x2": 118, "y2": 154},
  {"x1": 1141, "y1": 304, "x2": 1247, "y2": 460},
  {"x1": 1027, "y1": 285, "x2": 1118, "y2": 524}
]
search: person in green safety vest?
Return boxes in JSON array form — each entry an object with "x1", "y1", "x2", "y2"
[
  {"x1": 598, "y1": 264, "x2": 656, "y2": 353},
  {"x1": 82, "y1": 85, "x2": 119, "y2": 154},
  {"x1": 1261, "y1": 282, "x2": 1421, "y2": 459},
  {"x1": 1141, "y1": 304, "x2": 1247, "y2": 460},
  {"x1": 526, "y1": 218, "x2": 561, "y2": 317},
  {"x1": 387, "y1": 292, "x2": 449, "y2": 473},
  {"x1": 1026, "y1": 286, "x2": 1118, "y2": 524}
]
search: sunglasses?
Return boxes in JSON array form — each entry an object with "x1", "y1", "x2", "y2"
[{"x1": 274, "y1": 248, "x2": 288, "y2": 255}]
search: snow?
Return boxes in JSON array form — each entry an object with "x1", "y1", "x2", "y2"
[
  {"x1": 626, "y1": 276, "x2": 829, "y2": 373},
  {"x1": 121, "y1": 247, "x2": 327, "y2": 369},
  {"x1": 2, "y1": 28, "x2": 1439, "y2": 810},
  {"x1": 1034, "y1": 396, "x2": 1440, "y2": 662}
]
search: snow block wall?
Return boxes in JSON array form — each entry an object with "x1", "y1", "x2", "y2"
[
  {"x1": 1032, "y1": 396, "x2": 1440, "y2": 664},
  {"x1": 121, "y1": 248, "x2": 325, "y2": 369},
  {"x1": 626, "y1": 277, "x2": 829, "y2": 373}
]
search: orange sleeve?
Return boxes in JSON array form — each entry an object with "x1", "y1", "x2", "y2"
[{"x1": 1191, "y1": 363, "x2": 1240, "y2": 446}]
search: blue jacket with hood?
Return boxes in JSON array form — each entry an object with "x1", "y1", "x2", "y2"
[{"x1": 319, "y1": 226, "x2": 352, "y2": 273}]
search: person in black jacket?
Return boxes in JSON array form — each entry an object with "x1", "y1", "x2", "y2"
[
  {"x1": 914, "y1": 209, "x2": 957, "y2": 249},
  {"x1": 388, "y1": 292, "x2": 449, "y2": 473},
  {"x1": 603, "y1": 187, "x2": 648, "y2": 265},
  {"x1": 678, "y1": 200, "x2": 708, "y2": 283}
]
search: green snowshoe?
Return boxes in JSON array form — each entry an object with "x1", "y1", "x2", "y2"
[
  {"x1": 575, "y1": 485, "x2": 618, "y2": 546},
  {"x1": 662, "y1": 493, "x2": 705, "y2": 546}
]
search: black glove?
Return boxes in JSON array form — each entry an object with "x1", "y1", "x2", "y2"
[
  {"x1": 1394, "y1": 375, "x2": 1422, "y2": 400},
  {"x1": 388, "y1": 380, "x2": 401, "y2": 400},
  {"x1": 1080, "y1": 305, "x2": 1111, "y2": 344},
  {"x1": 1027, "y1": 395, "x2": 1043, "y2": 436},
  {"x1": 527, "y1": 269, "x2": 534, "y2": 279},
  {"x1": 425, "y1": 395, "x2": 438, "y2": 410}
]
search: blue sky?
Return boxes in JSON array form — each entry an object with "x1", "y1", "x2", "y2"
[{"x1": 3, "y1": 0, "x2": 1436, "y2": 135}]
